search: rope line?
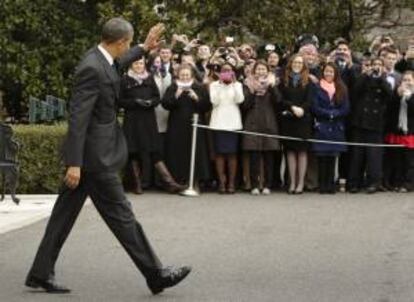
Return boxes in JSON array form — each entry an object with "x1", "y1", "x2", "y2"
[{"x1": 194, "y1": 124, "x2": 405, "y2": 148}]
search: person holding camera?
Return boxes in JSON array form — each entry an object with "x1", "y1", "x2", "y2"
[
  {"x1": 242, "y1": 60, "x2": 281, "y2": 195},
  {"x1": 162, "y1": 64, "x2": 212, "y2": 187},
  {"x1": 384, "y1": 71, "x2": 414, "y2": 192},
  {"x1": 347, "y1": 58, "x2": 393, "y2": 193},
  {"x1": 311, "y1": 62, "x2": 350, "y2": 194},
  {"x1": 279, "y1": 54, "x2": 313, "y2": 194},
  {"x1": 209, "y1": 63, "x2": 244, "y2": 193},
  {"x1": 119, "y1": 57, "x2": 185, "y2": 194},
  {"x1": 195, "y1": 44, "x2": 212, "y2": 82},
  {"x1": 238, "y1": 44, "x2": 256, "y2": 62}
]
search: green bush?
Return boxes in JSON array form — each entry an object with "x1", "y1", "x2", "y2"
[{"x1": 12, "y1": 123, "x2": 67, "y2": 194}]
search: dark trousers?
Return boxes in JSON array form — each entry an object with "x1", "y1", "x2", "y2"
[
  {"x1": 338, "y1": 127, "x2": 352, "y2": 180},
  {"x1": 393, "y1": 148, "x2": 414, "y2": 190},
  {"x1": 318, "y1": 156, "x2": 336, "y2": 193},
  {"x1": 250, "y1": 151, "x2": 275, "y2": 189},
  {"x1": 27, "y1": 171, "x2": 162, "y2": 281},
  {"x1": 383, "y1": 148, "x2": 395, "y2": 188},
  {"x1": 348, "y1": 128, "x2": 383, "y2": 188}
]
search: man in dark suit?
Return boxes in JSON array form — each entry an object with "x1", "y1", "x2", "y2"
[{"x1": 25, "y1": 18, "x2": 191, "y2": 295}]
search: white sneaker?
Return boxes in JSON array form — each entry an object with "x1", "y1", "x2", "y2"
[
  {"x1": 262, "y1": 188, "x2": 271, "y2": 195},
  {"x1": 251, "y1": 188, "x2": 260, "y2": 195}
]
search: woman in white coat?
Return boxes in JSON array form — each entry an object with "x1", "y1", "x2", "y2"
[{"x1": 209, "y1": 63, "x2": 244, "y2": 193}]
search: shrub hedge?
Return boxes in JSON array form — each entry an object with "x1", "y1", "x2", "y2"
[{"x1": 12, "y1": 123, "x2": 67, "y2": 194}]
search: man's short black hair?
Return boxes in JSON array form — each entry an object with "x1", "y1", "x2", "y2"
[
  {"x1": 101, "y1": 17, "x2": 134, "y2": 44},
  {"x1": 335, "y1": 38, "x2": 349, "y2": 48}
]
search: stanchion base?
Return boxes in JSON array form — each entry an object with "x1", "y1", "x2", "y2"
[{"x1": 180, "y1": 188, "x2": 200, "y2": 197}]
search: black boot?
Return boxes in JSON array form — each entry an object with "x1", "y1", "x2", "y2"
[{"x1": 155, "y1": 162, "x2": 186, "y2": 193}]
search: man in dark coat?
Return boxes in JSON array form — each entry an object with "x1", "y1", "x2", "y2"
[
  {"x1": 347, "y1": 58, "x2": 393, "y2": 193},
  {"x1": 331, "y1": 39, "x2": 361, "y2": 190},
  {"x1": 25, "y1": 18, "x2": 191, "y2": 295}
]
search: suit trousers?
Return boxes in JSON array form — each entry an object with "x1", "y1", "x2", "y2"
[{"x1": 27, "y1": 171, "x2": 162, "y2": 281}]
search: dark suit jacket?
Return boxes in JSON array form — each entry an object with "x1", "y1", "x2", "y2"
[{"x1": 62, "y1": 45, "x2": 145, "y2": 172}]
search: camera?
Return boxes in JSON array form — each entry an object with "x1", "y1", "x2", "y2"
[
  {"x1": 206, "y1": 63, "x2": 221, "y2": 73},
  {"x1": 218, "y1": 47, "x2": 228, "y2": 54},
  {"x1": 335, "y1": 56, "x2": 347, "y2": 70},
  {"x1": 371, "y1": 69, "x2": 381, "y2": 77}
]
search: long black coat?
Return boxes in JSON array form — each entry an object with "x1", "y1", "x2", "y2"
[
  {"x1": 241, "y1": 85, "x2": 281, "y2": 151},
  {"x1": 279, "y1": 80, "x2": 313, "y2": 151},
  {"x1": 162, "y1": 83, "x2": 212, "y2": 183},
  {"x1": 119, "y1": 75, "x2": 161, "y2": 155},
  {"x1": 351, "y1": 74, "x2": 393, "y2": 133}
]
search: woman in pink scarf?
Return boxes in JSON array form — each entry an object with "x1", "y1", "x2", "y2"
[{"x1": 311, "y1": 62, "x2": 349, "y2": 194}]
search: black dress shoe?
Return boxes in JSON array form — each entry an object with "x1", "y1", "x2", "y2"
[
  {"x1": 25, "y1": 275, "x2": 71, "y2": 294},
  {"x1": 348, "y1": 187, "x2": 359, "y2": 194},
  {"x1": 147, "y1": 266, "x2": 191, "y2": 295}
]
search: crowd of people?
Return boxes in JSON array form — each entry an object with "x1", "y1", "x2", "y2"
[{"x1": 118, "y1": 33, "x2": 414, "y2": 195}]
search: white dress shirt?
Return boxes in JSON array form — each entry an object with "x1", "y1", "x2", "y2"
[{"x1": 98, "y1": 44, "x2": 114, "y2": 66}]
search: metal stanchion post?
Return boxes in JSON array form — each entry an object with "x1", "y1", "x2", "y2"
[{"x1": 181, "y1": 113, "x2": 200, "y2": 197}]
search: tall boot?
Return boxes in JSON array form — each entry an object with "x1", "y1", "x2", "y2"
[
  {"x1": 215, "y1": 156, "x2": 226, "y2": 194},
  {"x1": 131, "y1": 160, "x2": 143, "y2": 195},
  {"x1": 154, "y1": 161, "x2": 186, "y2": 193}
]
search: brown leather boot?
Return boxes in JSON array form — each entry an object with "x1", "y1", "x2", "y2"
[
  {"x1": 155, "y1": 161, "x2": 186, "y2": 193},
  {"x1": 131, "y1": 160, "x2": 143, "y2": 194}
]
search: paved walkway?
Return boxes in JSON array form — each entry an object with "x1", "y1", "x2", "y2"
[
  {"x1": 1, "y1": 192, "x2": 414, "y2": 302},
  {"x1": 0, "y1": 195, "x2": 58, "y2": 235}
]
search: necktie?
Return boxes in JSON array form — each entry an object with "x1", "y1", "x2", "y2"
[{"x1": 112, "y1": 60, "x2": 119, "y2": 74}]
